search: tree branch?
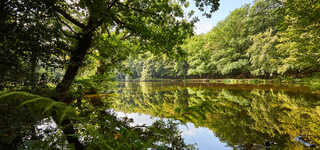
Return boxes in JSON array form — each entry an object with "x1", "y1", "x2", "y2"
[
  {"x1": 108, "y1": 0, "x2": 118, "y2": 9},
  {"x1": 55, "y1": 15, "x2": 79, "y2": 37},
  {"x1": 61, "y1": 30, "x2": 78, "y2": 39},
  {"x1": 113, "y1": 16, "x2": 136, "y2": 33},
  {"x1": 54, "y1": 6, "x2": 86, "y2": 29},
  {"x1": 116, "y1": 2, "x2": 160, "y2": 17}
]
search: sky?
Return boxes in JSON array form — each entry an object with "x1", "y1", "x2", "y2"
[{"x1": 189, "y1": 0, "x2": 254, "y2": 34}]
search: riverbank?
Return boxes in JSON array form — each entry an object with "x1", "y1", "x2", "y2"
[{"x1": 122, "y1": 73, "x2": 320, "y2": 91}]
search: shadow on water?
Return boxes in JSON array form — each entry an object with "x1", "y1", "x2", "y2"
[{"x1": 110, "y1": 81, "x2": 320, "y2": 150}]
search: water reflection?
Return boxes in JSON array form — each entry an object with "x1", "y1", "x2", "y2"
[
  {"x1": 114, "y1": 111, "x2": 231, "y2": 150},
  {"x1": 111, "y1": 82, "x2": 320, "y2": 149}
]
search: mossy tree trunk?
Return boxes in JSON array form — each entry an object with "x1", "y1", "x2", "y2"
[{"x1": 55, "y1": 30, "x2": 94, "y2": 102}]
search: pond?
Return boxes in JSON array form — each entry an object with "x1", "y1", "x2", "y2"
[{"x1": 109, "y1": 81, "x2": 320, "y2": 150}]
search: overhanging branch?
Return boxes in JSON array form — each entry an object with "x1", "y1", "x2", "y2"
[
  {"x1": 54, "y1": 6, "x2": 86, "y2": 29},
  {"x1": 116, "y1": 2, "x2": 160, "y2": 17}
]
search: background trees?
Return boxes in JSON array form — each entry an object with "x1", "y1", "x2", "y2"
[
  {"x1": 276, "y1": 0, "x2": 320, "y2": 74},
  {"x1": 206, "y1": 5, "x2": 251, "y2": 76},
  {"x1": 119, "y1": 0, "x2": 319, "y2": 80},
  {"x1": 246, "y1": 29, "x2": 281, "y2": 77}
]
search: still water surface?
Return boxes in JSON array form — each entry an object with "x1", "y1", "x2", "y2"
[{"x1": 110, "y1": 82, "x2": 320, "y2": 150}]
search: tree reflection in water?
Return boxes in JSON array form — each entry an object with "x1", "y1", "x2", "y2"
[{"x1": 111, "y1": 82, "x2": 320, "y2": 150}]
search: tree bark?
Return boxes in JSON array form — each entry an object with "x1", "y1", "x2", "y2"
[{"x1": 55, "y1": 31, "x2": 93, "y2": 101}]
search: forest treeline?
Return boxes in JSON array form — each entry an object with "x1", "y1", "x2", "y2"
[
  {"x1": 1, "y1": 0, "x2": 319, "y2": 90},
  {"x1": 118, "y1": 0, "x2": 320, "y2": 80}
]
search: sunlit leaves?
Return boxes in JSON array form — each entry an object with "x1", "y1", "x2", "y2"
[
  {"x1": 204, "y1": 5, "x2": 251, "y2": 76},
  {"x1": 247, "y1": 29, "x2": 281, "y2": 76}
]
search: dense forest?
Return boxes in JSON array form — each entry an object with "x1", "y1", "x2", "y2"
[
  {"x1": 1, "y1": 0, "x2": 319, "y2": 90},
  {"x1": 117, "y1": 0, "x2": 320, "y2": 80}
]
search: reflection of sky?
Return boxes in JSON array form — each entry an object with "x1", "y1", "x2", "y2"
[{"x1": 114, "y1": 111, "x2": 231, "y2": 150}]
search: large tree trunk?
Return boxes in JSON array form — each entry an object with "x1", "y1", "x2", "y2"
[{"x1": 55, "y1": 31, "x2": 93, "y2": 101}]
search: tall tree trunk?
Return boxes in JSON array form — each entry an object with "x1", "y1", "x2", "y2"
[{"x1": 55, "y1": 31, "x2": 93, "y2": 101}]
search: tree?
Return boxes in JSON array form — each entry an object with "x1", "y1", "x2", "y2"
[
  {"x1": 207, "y1": 5, "x2": 251, "y2": 76},
  {"x1": 184, "y1": 35, "x2": 215, "y2": 78},
  {"x1": 247, "y1": 29, "x2": 281, "y2": 77},
  {"x1": 0, "y1": 0, "x2": 220, "y2": 96},
  {"x1": 47, "y1": 0, "x2": 220, "y2": 99},
  {"x1": 0, "y1": 0, "x2": 70, "y2": 89},
  {"x1": 246, "y1": 0, "x2": 284, "y2": 35},
  {"x1": 276, "y1": 0, "x2": 320, "y2": 74},
  {"x1": 116, "y1": 0, "x2": 319, "y2": 79}
]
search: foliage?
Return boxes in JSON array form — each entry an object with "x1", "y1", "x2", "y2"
[
  {"x1": 276, "y1": 0, "x2": 320, "y2": 73},
  {"x1": 117, "y1": 52, "x2": 188, "y2": 80},
  {"x1": 206, "y1": 5, "x2": 251, "y2": 76},
  {"x1": 73, "y1": 73, "x2": 117, "y2": 95},
  {"x1": 118, "y1": 0, "x2": 319, "y2": 79},
  {"x1": 184, "y1": 35, "x2": 214, "y2": 77},
  {"x1": 0, "y1": 0, "x2": 220, "y2": 94},
  {"x1": 246, "y1": 29, "x2": 281, "y2": 76},
  {"x1": 0, "y1": 0, "x2": 69, "y2": 89}
]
